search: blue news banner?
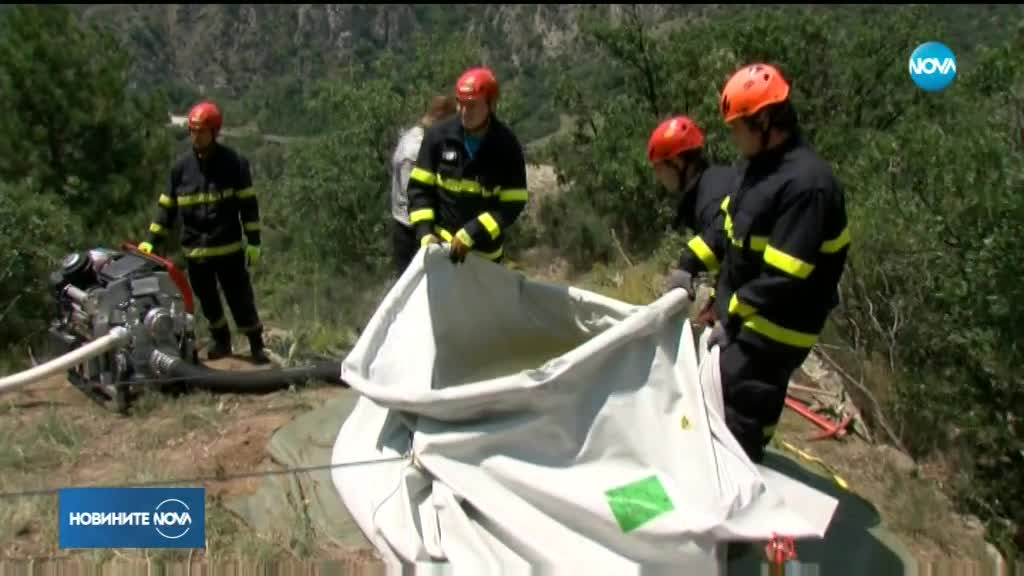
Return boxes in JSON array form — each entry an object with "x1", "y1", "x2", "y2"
[{"x1": 59, "y1": 488, "x2": 205, "y2": 549}]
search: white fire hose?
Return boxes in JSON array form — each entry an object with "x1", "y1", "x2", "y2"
[{"x1": 0, "y1": 327, "x2": 131, "y2": 394}]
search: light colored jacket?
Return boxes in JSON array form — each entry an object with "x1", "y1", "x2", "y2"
[{"x1": 390, "y1": 125, "x2": 425, "y2": 226}]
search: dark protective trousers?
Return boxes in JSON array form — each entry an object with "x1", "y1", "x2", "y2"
[
  {"x1": 393, "y1": 219, "x2": 418, "y2": 277},
  {"x1": 719, "y1": 337, "x2": 810, "y2": 463},
  {"x1": 186, "y1": 251, "x2": 262, "y2": 344}
]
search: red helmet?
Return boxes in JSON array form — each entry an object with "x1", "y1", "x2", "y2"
[
  {"x1": 188, "y1": 101, "x2": 223, "y2": 137},
  {"x1": 647, "y1": 116, "x2": 705, "y2": 164},
  {"x1": 455, "y1": 67, "x2": 499, "y2": 104}
]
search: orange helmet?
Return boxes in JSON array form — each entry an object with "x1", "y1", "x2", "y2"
[
  {"x1": 188, "y1": 101, "x2": 223, "y2": 137},
  {"x1": 455, "y1": 67, "x2": 499, "y2": 104},
  {"x1": 648, "y1": 116, "x2": 705, "y2": 164},
  {"x1": 719, "y1": 63, "x2": 790, "y2": 124}
]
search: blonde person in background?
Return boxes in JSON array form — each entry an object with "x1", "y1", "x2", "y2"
[{"x1": 390, "y1": 95, "x2": 457, "y2": 276}]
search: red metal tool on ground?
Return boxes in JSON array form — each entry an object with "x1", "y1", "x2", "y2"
[{"x1": 784, "y1": 395, "x2": 852, "y2": 441}]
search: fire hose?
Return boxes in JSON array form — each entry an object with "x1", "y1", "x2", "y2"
[{"x1": 0, "y1": 327, "x2": 131, "y2": 394}]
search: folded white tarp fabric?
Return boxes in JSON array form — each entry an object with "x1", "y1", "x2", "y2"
[{"x1": 331, "y1": 246, "x2": 838, "y2": 574}]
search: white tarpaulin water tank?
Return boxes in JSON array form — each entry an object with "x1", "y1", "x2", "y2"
[{"x1": 331, "y1": 246, "x2": 838, "y2": 574}]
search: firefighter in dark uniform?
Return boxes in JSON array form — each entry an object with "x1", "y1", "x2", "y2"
[
  {"x1": 139, "y1": 101, "x2": 269, "y2": 364},
  {"x1": 711, "y1": 64, "x2": 851, "y2": 463},
  {"x1": 648, "y1": 116, "x2": 734, "y2": 321},
  {"x1": 405, "y1": 67, "x2": 529, "y2": 265}
]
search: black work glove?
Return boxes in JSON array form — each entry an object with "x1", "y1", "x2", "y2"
[
  {"x1": 664, "y1": 269, "x2": 695, "y2": 300},
  {"x1": 707, "y1": 322, "x2": 730, "y2": 350}
]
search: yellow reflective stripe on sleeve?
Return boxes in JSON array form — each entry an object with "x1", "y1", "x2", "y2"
[
  {"x1": 455, "y1": 228, "x2": 475, "y2": 248},
  {"x1": 237, "y1": 189, "x2": 255, "y2": 199},
  {"x1": 498, "y1": 188, "x2": 528, "y2": 202},
  {"x1": 159, "y1": 194, "x2": 175, "y2": 207},
  {"x1": 480, "y1": 246, "x2": 503, "y2": 261},
  {"x1": 435, "y1": 227, "x2": 454, "y2": 242},
  {"x1": 149, "y1": 222, "x2": 168, "y2": 236},
  {"x1": 177, "y1": 191, "x2": 235, "y2": 206},
  {"x1": 410, "y1": 168, "x2": 438, "y2": 186},
  {"x1": 686, "y1": 236, "x2": 719, "y2": 273},
  {"x1": 821, "y1": 226, "x2": 851, "y2": 253},
  {"x1": 409, "y1": 208, "x2": 435, "y2": 224},
  {"x1": 743, "y1": 315, "x2": 819, "y2": 348},
  {"x1": 478, "y1": 213, "x2": 500, "y2": 240},
  {"x1": 749, "y1": 236, "x2": 768, "y2": 251},
  {"x1": 728, "y1": 294, "x2": 757, "y2": 319},
  {"x1": 764, "y1": 245, "x2": 815, "y2": 279},
  {"x1": 184, "y1": 241, "x2": 243, "y2": 259},
  {"x1": 244, "y1": 222, "x2": 261, "y2": 232}
]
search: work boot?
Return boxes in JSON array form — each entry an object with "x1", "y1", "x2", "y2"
[
  {"x1": 248, "y1": 332, "x2": 271, "y2": 365},
  {"x1": 207, "y1": 328, "x2": 233, "y2": 361}
]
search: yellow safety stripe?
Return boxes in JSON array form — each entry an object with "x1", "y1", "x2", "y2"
[
  {"x1": 244, "y1": 222, "x2": 261, "y2": 232},
  {"x1": 409, "y1": 208, "x2": 435, "y2": 224},
  {"x1": 764, "y1": 245, "x2": 815, "y2": 279},
  {"x1": 686, "y1": 236, "x2": 719, "y2": 273},
  {"x1": 410, "y1": 167, "x2": 437, "y2": 186},
  {"x1": 236, "y1": 189, "x2": 256, "y2": 199},
  {"x1": 159, "y1": 194, "x2": 175, "y2": 208},
  {"x1": 743, "y1": 315, "x2": 819, "y2": 348},
  {"x1": 209, "y1": 317, "x2": 228, "y2": 329},
  {"x1": 728, "y1": 294, "x2": 757, "y2": 319},
  {"x1": 439, "y1": 176, "x2": 485, "y2": 195},
  {"x1": 498, "y1": 188, "x2": 529, "y2": 202},
  {"x1": 184, "y1": 241, "x2": 243, "y2": 259},
  {"x1": 436, "y1": 227, "x2": 454, "y2": 242},
  {"x1": 456, "y1": 228, "x2": 475, "y2": 248},
  {"x1": 821, "y1": 226, "x2": 851, "y2": 253},
  {"x1": 478, "y1": 213, "x2": 500, "y2": 240},
  {"x1": 149, "y1": 222, "x2": 168, "y2": 236},
  {"x1": 177, "y1": 191, "x2": 235, "y2": 207}
]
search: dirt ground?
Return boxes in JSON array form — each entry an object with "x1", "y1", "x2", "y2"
[
  {"x1": 0, "y1": 345, "x2": 1002, "y2": 573},
  {"x1": 0, "y1": 356, "x2": 384, "y2": 572}
]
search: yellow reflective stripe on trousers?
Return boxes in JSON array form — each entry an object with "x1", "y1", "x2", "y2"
[
  {"x1": 498, "y1": 188, "x2": 528, "y2": 202},
  {"x1": 410, "y1": 167, "x2": 437, "y2": 186},
  {"x1": 244, "y1": 221, "x2": 261, "y2": 231},
  {"x1": 184, "y1": 241, "x2": 243, "y2": 259},
  {"x1": 409, "y1": 208, "x2": 435, "y2": 224},
  {"x1": 743, "y1": 315, "x2": 819, "y2": 348},
  {"x1": 478, "y1": 213, "x2": 500, "y2": 240},
  {"x1": 177, "y1": 191, "x2": 235, "y2": 207},
  {"x1": 686, "y1": 236, "x2": 719, "y2": 273},
  {"x1": 159, "y1": 194, "x2": 176, "y2": 207},
  {"x1": 728, "y1": 293, "x2": 757, "y2": 319},
  {"x1": 149, "y1": 222, "x2": 168, "y2": 236},
  {"x1": 821, "y1": 226, "x2": 851, "y2": 253},
  {"x1": 237, "y1": 189, "x2": 256, "y2": 199},
  {"x1": 764, "y1": 245, "x2": 815, "y2": 279}
]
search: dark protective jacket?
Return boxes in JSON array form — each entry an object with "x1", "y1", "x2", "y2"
[
  {"x1": 147, "y1": 143, "x2": 261, "y2": 259},
  {"x1": 714, "y1": 134, "x2": 851, "y2": 350},
  {"x1": 405, "y1": 116, "x2": 528, "y2": 262},
  {"x1": 674, "y1": 164, "x2": 735, "y2": 276}
]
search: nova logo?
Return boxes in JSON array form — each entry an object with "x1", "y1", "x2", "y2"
[
  {"x1": 908, "y1": 41, "x2": 957, "y2": 92},
  {"x1": 153, "y1": 498, "x2": 192, "y2": 540}
]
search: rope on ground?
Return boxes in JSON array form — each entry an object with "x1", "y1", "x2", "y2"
[
  {"x1": 779, "y1": 440, "x2": 850, "y2": 491},
  {"x1": 0, "y1": 455, "x2": 409, "y2": 500}
]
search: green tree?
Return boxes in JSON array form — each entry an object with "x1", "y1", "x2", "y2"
[{"x1": 0, "y1": 5, "x2": 171, "y2": 239}]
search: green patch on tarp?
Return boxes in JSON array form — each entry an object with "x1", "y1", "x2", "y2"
[
  {"x1": 605, "y1": 474, "x2": 676, "y2": 533},
  {"x1": 224, "y1": 391, "x2": 372, "y2": 552}
]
